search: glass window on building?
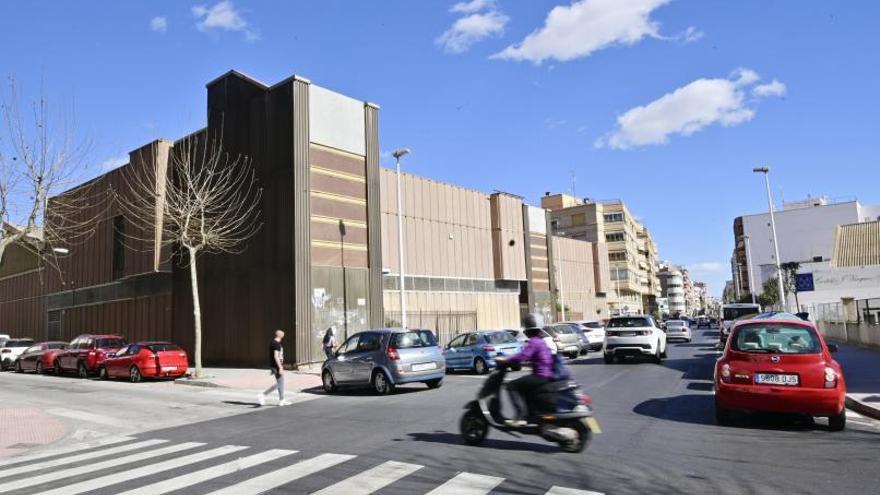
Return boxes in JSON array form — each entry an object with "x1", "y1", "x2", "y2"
[
  {"x1": 604, "y1": 212, "x2": 624, "y2": 223},
  {"x1": 605, "y1": 232, "x2": 625, "y2": 242}
]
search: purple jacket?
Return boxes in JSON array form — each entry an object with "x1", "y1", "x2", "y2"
[{"x1": 508, "y1": 335, "x2": 554, "y2": 378}]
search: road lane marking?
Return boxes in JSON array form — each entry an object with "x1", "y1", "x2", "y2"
[
  {"x1": 205, "y1": 453, "x2": 355, "y2": 495},
  {"x1": 425, "y1": 472, "x2": 505, "y2": 495},
  {"x1": 0, "y1": 442, "x2": 204, "y2": 493},
  {"x1": 545, "y1": 487, "x2": 605, "y2": 495},
  {"x1": 0, "y1": 439, "x2": 167, "y2": 478},
  {"x1": 114, "y1": 449, "x2": 299, "y2": 495},
  {"x1": 46, "y1": 408, "x2": 130, "y2": 427},
  {"x1": 36, "y1": 444, "x2": 249, "y2": 495},
  {"x1": 311, "y1": 460, "x2": 422, "y2": 495},
  {"x1": 0, "y1": 436, "x2": 134, "y2": 468}
]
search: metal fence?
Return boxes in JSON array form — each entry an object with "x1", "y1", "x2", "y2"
[
  {"x1": 803, "y1": 302, "x2": 844, "y2": 323},
  {"x1": 384, "y1": 311, "x2": 478, "y2": 346}
]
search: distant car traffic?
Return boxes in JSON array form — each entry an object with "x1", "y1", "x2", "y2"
[
  {"x1": 506, "y1": 328, "x2": 558, "y2": 355},
  {"x1": 1, "y1": 338, "x2": 34, "y2": 371},
  {"x1": 99, "y1": 342, "x2": 189, "y2": 382},
  {"x1": 714, "y1": 314, "x2": 847, "y2": 430},
  {"x1": 664, "y1": 320, "x2": 692, "y2": 342},
  {"x1": 54, "y1": 334, "x2": 127, "y2": 378},
  {"x1": 444, "y1": 330, "x2": 522, "y2": 374},
  {"x1": 603, "y1": 315, "x2": 667, "y2": 364},
  {"x1": 696, "y1": 316, "x2": 710, "y2": 328},
  {"x1": 13, "y1": 341, "x2": 67, "y2": 374},
  {"x1": 322, "y1": 329, "x2": 445, "y2": 395},
  {"x1": 543, "y1": 323, "x2": 583, "y2": 359}
]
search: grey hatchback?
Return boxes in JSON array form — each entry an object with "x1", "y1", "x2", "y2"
[{"x1": 321, "y1": 329, "x2": 446, "y2": 395}]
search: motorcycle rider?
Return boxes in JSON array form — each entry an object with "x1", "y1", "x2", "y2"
[{"x1": 502, "y1": 313, "x2": 555, "y2": 426}]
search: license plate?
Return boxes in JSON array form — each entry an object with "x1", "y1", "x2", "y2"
[
  {"x1": 412, "y1": 362, "x2": 437, "y2": 372},
  {"x1": 755, "y1": 373, "x2": 799, "y2": 386},
  {"x1": 161, "y1": 366, "x2": 178, "y2": 372},
  {"x1": 619, "y1": 331, "x2": 637, "y2": 337}
]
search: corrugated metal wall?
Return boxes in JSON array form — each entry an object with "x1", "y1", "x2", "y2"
[
  {"x1": 293, "y1": 77, "x2": 313, "y2": 364},
  {"x1": 364, "y1": 104, "x2": 383, "y2": 328}
]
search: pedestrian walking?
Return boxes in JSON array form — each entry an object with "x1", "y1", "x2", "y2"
[
  {"x1": 258, "y1": 329, "x2": 291, "y2": 406},
  {"x1": 322, "y1": 327, "x2": 337, "y2": 360}
]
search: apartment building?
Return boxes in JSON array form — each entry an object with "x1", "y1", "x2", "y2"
[
  {"x1": 659, "y1": 264, "x2": 686, "y2": 316},
  {"x1": 542, "y1": 193, "x2": 660, "y2": 316}
]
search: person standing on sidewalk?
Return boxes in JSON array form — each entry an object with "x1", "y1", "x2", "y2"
[
  {"x1": 258, "y1": 330, "x2": 291, "y2": 406},
  {"x1": 321, "y1": 327, "x2": 336, "y2": 360}
]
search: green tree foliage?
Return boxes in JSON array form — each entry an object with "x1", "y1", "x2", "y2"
[{"x1": 759, "y1": 277, "x2": 780, "y2": 308}]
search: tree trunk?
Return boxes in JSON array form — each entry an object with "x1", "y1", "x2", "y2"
[{"x1": 188, "y1": 246, "x2": 203, "y2": 378}]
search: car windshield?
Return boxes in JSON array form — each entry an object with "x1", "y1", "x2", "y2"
[
  {"x1": 390, "y1": 330, "x2": 437, "y2": 348},
  {"x1": 6, "y1": 339, "x2": 33, "y2": 347},
  {"x1": 483, "y1": 331, "x2": 516, "y2": 344},
  {"x1": 608, "y1": 318, "x2": 651, "y2": 328},
  {"x1": 732, "y1": 324, "x2": 821, "y2": 354},
  {"x1": 47, "y1": 343, "x2": 66, "y2": 349},
  {"x1": 724, "y1": 307, "x2": 760, "y2": 320},
  {"x1": 96, "y1": 338, "x2": 126, "y2": 348},
  {"x1": 583, "y1": 322, "x2": 603, "y2": 329},
  {"x1": 549, "y1": 325, "x2": 577, "y2": 334},
  {"x1": 147, "y1": 343, "x2": 181, "y2": 352}
]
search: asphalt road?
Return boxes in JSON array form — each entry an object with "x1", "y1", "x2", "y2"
[{"x1": 2, "y1": 327, "x2": 879, "y2": 494}]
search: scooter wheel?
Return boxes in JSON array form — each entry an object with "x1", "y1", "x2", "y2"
[
  {"x1": 559, "y1": 419, "x2": 591, "y2": 453},
  {"x1": 460, "y1": 408, "x2": 488, "y2": 446}
]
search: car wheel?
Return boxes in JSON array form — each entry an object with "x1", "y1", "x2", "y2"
[
  {"x1": 54, "y1": 360, "x2": 63, "y2": 376},
  {"x1": 660, "y1": 344, "x2": 667, "y2": 358},
  {"x1": 473, "y1": 357, "x2": 488, "y2": 375},
  {"x1": 372, "y1": 370, "x2": 394, "y2": 395},
  {"x1": 603, "y1": 353, "x2": 614, "y2": 364},
  {"x1": 322, "y1": 370, "x2": 337, "y2": 393},
  {"x1": 99, "y1": 366, "x2": 109, "y2": 380},
  {"x1": 559, "y1": 419, "x2": 591, "y2": 453},
  {"x1": 77, "y1": 361, "x2": 89, "y2": 379},
  {"x1": 14, "y1": 361, "x2": 22, "y2": 373},
  {"x1": 460, "y1": 406, "x2": 488, "y2": 445},
  {"x1": 129, "y1": 366, "x2": 142, "y2": 383},
  {"x1": 426, "y1": 379, "x2": 443, "y2": 389},
  {"x1": 35, "y1": 361, "x2": 43, "y2": 375},
  {"x1": 828, "y1": 410, "x2": 846, "y2": 431},
  {"x1": 653, "y1": 345, "x2": 663, "y2": 364},
  {"x1": 715, "y1": 401, "x2": 734, "y2": 426}
]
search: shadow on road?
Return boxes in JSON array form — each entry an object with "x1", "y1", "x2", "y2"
[
  {"x1": 403, "y1": 431, "x2": 559, "y2": 453},
  {"x1": 302, "y1": 385, "x2": 430, "y2": 397},
  {"x1": 633, "y1": 394, "x2": 716, "y2": 426},
  {"x1": 222, "y1": 400, "x2": 261, "y2": 408}
]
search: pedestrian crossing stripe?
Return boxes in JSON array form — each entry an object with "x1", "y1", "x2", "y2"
[
  {"x1": 0, "y1": 438, "x2": 604, "y2": 495},
  {"x1": 0, "y1": 435, "x2": 134, "y2": 468}
]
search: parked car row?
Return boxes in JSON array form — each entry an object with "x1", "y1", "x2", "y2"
[{"x1": 1, "y1": 333, "x2": 188, "y2": 383}]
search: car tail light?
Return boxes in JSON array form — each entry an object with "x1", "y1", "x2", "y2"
[
  {"x1": 386, "y1": 346, "x2": 400, "y2": 361},
  {"x1": 579, "y1": 394, "x2": 592, "y2": 405},
  {"x1": 88, "y1": 351, "x2": 96, "y2": 357},
  {"x1": 824, "y1": 367, "x2": 837, "y2": 388},
  {"x1": 720, "y1": 363, "x2": 731, "y2": 383},
  {"x1": 1, "y1": 349, "x2": 9, "y2": 354},
  {"x1": 481, "y1": 345, "x2": 495, "y2": 352}
]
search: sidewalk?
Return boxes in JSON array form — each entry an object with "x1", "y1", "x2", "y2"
[
  {"x1": 829, "y1": 341, "x2": 880, "y2": 419},
  {"x1": 176, "y1": 367, "x2": 322, "y2": 393}
]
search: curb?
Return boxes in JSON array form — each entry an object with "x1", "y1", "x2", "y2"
[
  {"x1": 174, "y1": 379, "x2": 224, "y2": 389},
  {"x1": 846, "y1": 395, "x2": 880, "y2": 420}
]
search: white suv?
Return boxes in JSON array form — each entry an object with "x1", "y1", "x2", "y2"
[{"x1": 603, "y1": 315, "x2": 666, "y2": 364}]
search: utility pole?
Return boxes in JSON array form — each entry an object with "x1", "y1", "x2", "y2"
[
  {"x1": 393, "y1": 148, "x2": 411, "y2": 327},
  {"x1": 744, "y1": 235, "x2": 757, "y2": 305},
  {"x1": 753, "y1": 166, "x2": 786, "y2": 309}
]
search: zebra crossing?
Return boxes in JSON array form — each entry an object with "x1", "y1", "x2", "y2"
[{"x1": 0, "y1": 436, "x2": 604, "y2": 495}]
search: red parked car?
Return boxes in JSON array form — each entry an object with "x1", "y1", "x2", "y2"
[
  {"x1": 99, "y1": 341, "x2": 189, "y2": 382},
  {"x1": 14, "y1": 341, "x2": 68, "y2": 374},
  {"x1": 714, "y1": 315, "x2": 847, "y2": 430},
  {"x1": 54, "y1": 334, "x2": 127, "y2": 378}
]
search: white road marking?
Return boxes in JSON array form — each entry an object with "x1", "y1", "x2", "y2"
[
  {"x1": 205, "y1": 453, "x2": 356, "y2": 495},
  {"x1": 46, "y1": 408, "x2": 130, "y2": 427},
  {"x1": 311, "y1": 460, "x2": 422, "y2": 495},
  {"x1": 425, "y1": 472, "x2": 505, "y2": 495},
  {"x1": 545, "y1": 487, "x2": 605, "y2": 495},
  {"x1": 0, "y1": 435, "x2": 133, "y2": 468},
  {"x1": 114, "y1": 449, "x2": 299, "y2": 495},
  {"x1": 0, "y1": 439, "x2": 167, "y2": 478},
  {"x1": 36, "y1": 444, "x2": 248, "y2": 495},
  {"x1": 0, "y1": 442, "x2": 203, "y2": 493}
]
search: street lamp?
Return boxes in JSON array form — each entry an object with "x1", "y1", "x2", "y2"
[
  {"x1": 52, "y1": 247, "x2": 69, "y2": 255},
  {"x1": 753, "y1": 166, "x2": 786, "y2": 309},
  {"x1": 392, "y1": 148, "x2": 411, "y2": 328},
  {"x1": 743, "y1": 235, "x2": 757, "y2": 305}
]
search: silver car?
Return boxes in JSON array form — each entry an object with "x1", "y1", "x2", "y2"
[
  {"x1": 321, "y1": 329, "x2": 446, "y2": 395},
  {"x1": 544, "y1": 324, "x2": 583, "y2": 359}
]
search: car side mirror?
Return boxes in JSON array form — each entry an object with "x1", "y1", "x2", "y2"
[{"x1": 827, "y1": 343, "x2": 839, "y2": 353}]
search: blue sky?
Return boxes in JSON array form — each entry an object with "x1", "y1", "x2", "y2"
[{"x1": 2, "y1": 0, "x2": 878, "y2": 295}]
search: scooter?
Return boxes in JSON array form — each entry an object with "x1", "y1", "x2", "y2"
[{"x1": 459, "y1": 359, "x2": 599, "y2": 453}]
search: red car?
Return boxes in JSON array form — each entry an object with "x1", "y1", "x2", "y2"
[
  {"x1": 99, "y1": 341, "x2": 189, "y2": 382},
  {"x1": 54, "y1": 334, "x2": 128, "y2": 378},
  {"x1": 14, "y1": 341, "x2": 68, "y2": 374},
  {"x1": 714, "y1": 315, "x2": 846, "y2": 430}
]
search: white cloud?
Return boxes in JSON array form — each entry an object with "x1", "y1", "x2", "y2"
[
  {"x1": 681, "y1": 25, "x2": 703, "y2": 44},
  {"x1": 100, "y1": 155, "x2": 128, "y2": 172},
  {"x1": 544, "y1": 118, "x2": 567, "y2": 129},
  {"x1": 150, "y1": 16, "x2": 168, "y2": 33},
  {"x1": 450, "y1": 0, "x2": 494, "y2": 14},
  {"x1": 437, "y1": 10, "x2": 509, "y2": 53},
  {"x1": 753, "y1": 79, "x2": 787, "y2": 97},
  {"x1": 596, "y1": 68, "x2": 785, "y2": 149},
  {"x1": 688, "y1": 262, "x2": 725, "y2": 273},
  {"x1": 493, "y1": 0, "x2": 672, "y2": 64},
  {"x1": 192, "y1": 1, "x2": 258, "y2": 41}
]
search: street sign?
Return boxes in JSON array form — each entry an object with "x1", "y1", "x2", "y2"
[{"x1": 795, "y1": 273, "x2": 814, "y2": 292}]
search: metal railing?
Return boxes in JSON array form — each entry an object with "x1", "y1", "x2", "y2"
[{"x1": 383, "y1": 310, "x2": 478, "y2": 346}]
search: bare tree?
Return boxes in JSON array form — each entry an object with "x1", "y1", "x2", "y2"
[
  {"x1": 120, "y1": 132, "x2": 262, "y2": 377},
  {"x1": 0, "y1": 77, "x2": 107, "y2": 273}
]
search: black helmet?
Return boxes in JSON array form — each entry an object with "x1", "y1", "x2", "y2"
[{"x1": 521, "y1": 312, "x2": 544, "y2": 330}]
